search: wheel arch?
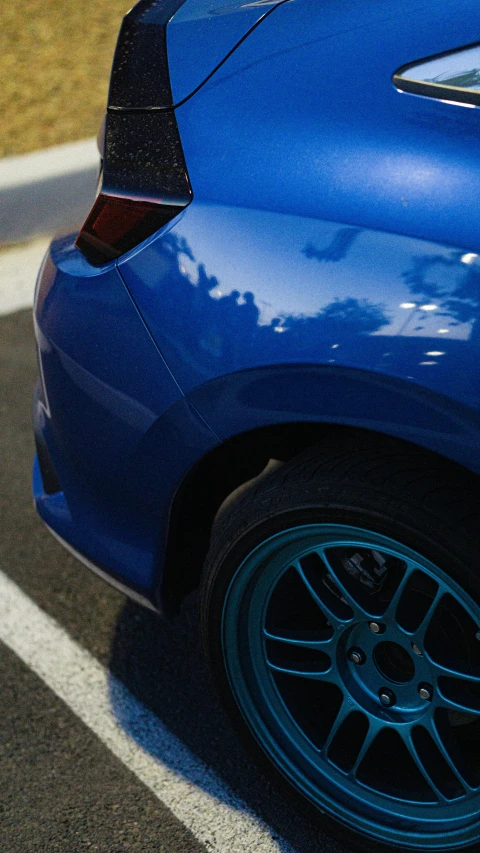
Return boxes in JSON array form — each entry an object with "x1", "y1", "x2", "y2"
[{"x1": 159, "y1": 364, "x2": 480, "y2": 613}]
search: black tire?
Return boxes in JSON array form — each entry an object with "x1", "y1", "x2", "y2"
[{"x1": 200, "y1": 435, "x2": 480, "y2": 853}]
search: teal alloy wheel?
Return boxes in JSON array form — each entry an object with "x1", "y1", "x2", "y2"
[
  {"x1": 222, "y1": 525, "x2": 480, "y2": 848},
  {"x1": 201, "y1": 441, "x2": 480, "y2": 852}
]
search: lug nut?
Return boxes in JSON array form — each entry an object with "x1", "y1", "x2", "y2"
[
  {"x1": 369, "y1": 622, "x2": 383, "y2": 634},
  {"x1": 379, "y1": 688, "x2": 396, "y2": 706},
  {"x1": 411, "y1": 643, "x2": 423, "y2": 656},
  {"x1": 419, "y1": 684, "x2": 433, "y2": 701},
  {"x1": 348, "y1": 648, "x2": 365, "y2": 665}
]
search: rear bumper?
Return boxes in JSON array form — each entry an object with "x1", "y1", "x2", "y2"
[
  {"x1": 32, "y1": 234, "x2": 219, "y2": 613},
  {"x1": 32, "y1": 449, "x2": 160, "y2": 612}
]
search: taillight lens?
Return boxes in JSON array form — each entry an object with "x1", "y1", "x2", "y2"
[
  {"x1": 76, "y1": 193, "x2": 185, "y2": 266},
  {"x1": 75, "y1": 109, "x2": 192, "y2": 266}
]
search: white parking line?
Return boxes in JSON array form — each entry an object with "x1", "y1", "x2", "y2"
[
  {"x1": 0, "y1": 238, "x2": 50, "y2": 316},
  {"x1": 0, "y1": 570, "x2": 295, "y2": 853}
]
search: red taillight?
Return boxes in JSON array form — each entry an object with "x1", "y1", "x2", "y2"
[{"x1": 75, "y1": 193, "x2": 184, "y2": 266}]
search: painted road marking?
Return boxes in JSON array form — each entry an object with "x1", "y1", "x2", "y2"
[
  {"x1": 0, "y1": 238, "x2": 50, "y2": 316},
  {"x1": 0, "y1": 570, "x2": 295, "y2": 853}
]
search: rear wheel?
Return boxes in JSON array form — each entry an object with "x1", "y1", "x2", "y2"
[{"x1": 200, "y1": 440, "x2": 480, "y2": 852}]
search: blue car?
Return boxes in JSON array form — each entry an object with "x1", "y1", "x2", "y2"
[{"x1": 33, "y1": 1, "x2": 480, "y2": 849}]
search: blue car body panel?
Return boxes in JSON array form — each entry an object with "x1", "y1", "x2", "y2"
[
  {"x1": 118, "y1": 205, "x2": 480, "y2": 408},
  {"x1": 33, "y1": 236, "x2": 219, "y2": 598},
  {"x1": 33, "y1": 0, "x2": 480, "y2": 607},
  {"x1": 173, "y1": 0, "x2": 480, "y2": 250},
  {"x1": 166, "y1": 0, "x2": 284, "y2": 105}
]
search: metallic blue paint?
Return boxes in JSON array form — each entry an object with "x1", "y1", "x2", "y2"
[
  {"x1": 185, "y1": 365, "x2": 480, "y2": 477},
  {"x1": 173, "y1": 0, "x2": 480, "y2": 249},
  {"x1": 118, "y1": 204, "x2": 480, "y2": 413},
  {"x1": 33, "y1": 235, "x2": 219, "y2": 600},
  {"x1": 221, "y1": 525, "x2": 480, "y2": 849},
  {"x1": 166, "y1": 0, "x2": 285, "y2": 105}
]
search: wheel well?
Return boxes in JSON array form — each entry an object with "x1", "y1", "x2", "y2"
[{"x1": 159, "y1": 422, "x2": 478, "y2": 614}]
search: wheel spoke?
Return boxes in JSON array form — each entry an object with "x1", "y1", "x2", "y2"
[
  {"x1": 413, "y1": 586, "x2": 445, "y2": 644},
  {"x1": 381, "y1": 562, "x2": 416, "y2": 622},
  {"x1": 402, "y1": 726, "x2": 450, "y2": 802},
  {"x1": 293, "y1": 559, "x2": 354, "y2": 628},
  {"x1": 426, "y1": 716, "x2": 473, "y2": 793},
  {"x1": 321, "y1": 698, "x2": 353, "y2": 754},
  {"x1": 264, "y1": 627, "x2": 335, "y2": 651},
  {"x1": 350, "y1": 722, "x2": 380, "y2": 776},
  {"x1": 433, "y1": 666, "x2": 480, "y2": 715},
  {"x1": 436, "y1": 689, "x2": 480, "y2": 715},
  {"x1": 266, "y1": 659, "x2": 332, "y2": 678},
  {"x1": 320, "y1": 700, "x2": 376, "y2": 775},
  {"x1": 265, "y1": 627, "x2": 333, "y2": 678},
  {"x1": 429, "y1": 657, "x2": 480, "y2": 686}
]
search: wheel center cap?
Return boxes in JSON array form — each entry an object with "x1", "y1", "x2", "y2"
[
  {"x1": 373, "y1": 641, "x2": 415, "y2": 684},
  {"x1": 340, "y1": 625, "x2": 433, "y2": 719}
]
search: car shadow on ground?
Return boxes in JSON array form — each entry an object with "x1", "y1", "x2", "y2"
[{"x1": 108, "y1": 593, "x2": 348, "y2": 853}]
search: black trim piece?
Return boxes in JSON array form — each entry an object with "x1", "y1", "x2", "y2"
[
  {"x1": 45, "y1": 524, "x2": 160, "y2": 614},
  {"x1": 102, "y1": 109, "x2": 191, "y2": 200},
  {"x1": 34, "y1": 429, "x2": 61, "y2": 496},
  {"x1": 33, "y1": 382, "x2": 61, "y2": 496},
  {"x1": 75, "y1": 1, "x2": 192, "y2": 265},
  {"x1": 108, "y1": 0, "x2": 188, "y2": 110},
  {"x1": 394, "y1": 76, "x2": 480, "y2": 107},
  {"x1": 393, "y1": 42, "x2": 480, "y2": 107}
]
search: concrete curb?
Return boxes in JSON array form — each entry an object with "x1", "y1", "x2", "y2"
[
  {"x1": 0, "y1": 238, "x2": 51, "y2": 316},
  {"x1": 0, "y1": 138, "x2": 99, "y2": 190},
  {"x1": 0, "y1": 138, "x2": 99, "y2": 245}
]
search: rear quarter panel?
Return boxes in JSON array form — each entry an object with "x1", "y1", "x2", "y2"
[{"x1": 119, "y1": 0, "x2": 480, "y2": 472}]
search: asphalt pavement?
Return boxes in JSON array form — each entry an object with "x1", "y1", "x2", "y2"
[{"x1": 0, "y1": 307, "x2": 349, "y2": 852}]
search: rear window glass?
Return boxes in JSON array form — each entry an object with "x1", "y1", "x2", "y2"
[{"x1": 393, "y1": 44, "x2": 480, "y2": 107}]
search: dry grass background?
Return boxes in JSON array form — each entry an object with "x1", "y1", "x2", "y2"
[{"x1": 1, "y1": 0, "x2": 129, "y2": 157}]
